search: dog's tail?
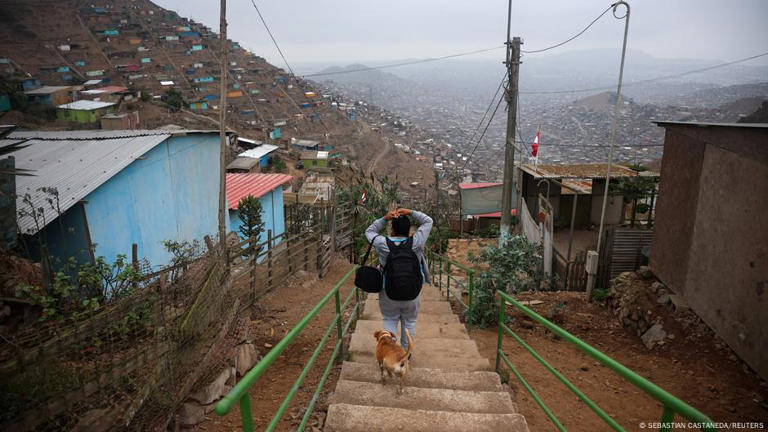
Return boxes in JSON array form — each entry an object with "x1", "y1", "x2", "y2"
[{"x1": 400, "y1": 328, "x2": 413, "y2": 361}]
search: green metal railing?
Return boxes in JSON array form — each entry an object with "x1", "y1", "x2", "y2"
[
  {"x1": 214, "y1": 266, "x2": 360, "y2": 431},
  {"x1": 495, "y1": 290, "x2": 716, "y2": 432},
  {"x1": 429, "y1": 253, "x2": 475, "y2": 327}
]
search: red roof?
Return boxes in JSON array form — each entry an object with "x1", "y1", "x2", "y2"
[
  {"x1": 471, "y1": 209, "x2": 517, "y2": 218},
  {"x1": 459, "y1": 182, "x2": 502, "y2": 190},
  {"x1": 226, "y1": 173, "x2": 292, "y2": 209}
]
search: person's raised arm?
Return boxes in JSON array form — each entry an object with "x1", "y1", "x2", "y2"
[
  {"x1": 398, "y1": 208, "x2": 433, "y2": 249},
  {"x1": 365, "y1": 210, "x2": 398, "y2": 242}
]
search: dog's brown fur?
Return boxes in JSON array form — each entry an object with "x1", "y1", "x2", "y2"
[{"x1": 373, "y1": 329, "x2": 413, "y2": 393}]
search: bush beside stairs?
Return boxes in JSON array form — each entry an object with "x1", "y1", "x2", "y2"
[{"x1": 325, "y1": 284, "x2": 529, "y2": 432}]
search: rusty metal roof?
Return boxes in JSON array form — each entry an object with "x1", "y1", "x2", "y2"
[
  {"x1": 226, "y1": 173, "x2": 292, "y2": 209},
  {"x1": 520, "y1": 163, "x2": 657, "y2": 179}
]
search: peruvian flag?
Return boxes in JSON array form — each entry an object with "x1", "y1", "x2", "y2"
[
  {"x1": 359, "y1": 188, "x2": 367, "y2": 205},
  {"x1": 532, "y1": 127, "x2": 540, "y2": 158}
]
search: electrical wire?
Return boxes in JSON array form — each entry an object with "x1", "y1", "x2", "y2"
[
  {"x1": 521, "y1": 3, "x2": 615, "y2": 54},
  {"x1": 462, "y1": 88, "x2": 506, "y2": 170},
  {"x1": 463, "y1": 74, "x2": 507, "y2": 151},
  {"x1": 521, "y1": 50, "x2": 768, "y2": 95},
  {"x1": 250, "y1": 0, "x2": 297, "y2": 78},
  {"x1": 303, "y1": 46, "x2": 504, "y2": 78}
]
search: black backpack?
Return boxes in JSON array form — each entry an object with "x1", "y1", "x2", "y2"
[
  {"x1": 383, "y1": 237, "x2": 422, "y2": 301},
  {"x1": 354, "y1": 235, "x2": 383, "y2": 293}
]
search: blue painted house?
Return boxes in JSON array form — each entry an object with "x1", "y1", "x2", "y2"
[
  {"x1": 7, "y1": 130, "x2": 223, "y2": 270},
  {"x1": 226, "y1": 173, "x2": 292, "y2": 256}
]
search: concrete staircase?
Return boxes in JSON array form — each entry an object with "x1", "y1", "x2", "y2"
[{"x1": 325, "y1": 285, "x2": 528, "y2": 432}]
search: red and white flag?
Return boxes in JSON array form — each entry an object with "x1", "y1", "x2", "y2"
[
  {"x1": 531, "y1": 128, "x2": 540, "y2": 158},
  {"x1": 359, "y1": 188, "x2": 367, "y2": 205}
]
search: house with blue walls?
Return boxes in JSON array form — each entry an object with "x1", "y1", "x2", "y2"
[
  {"x1": 226, "y1": 173, "x2": 292, "y2": 254},
  {"x1": 6, "y1": 129, "x2": 223, "y2": 271},
  {"x1": 226, "y1": 144, "x2": 279, "y2": 173}
]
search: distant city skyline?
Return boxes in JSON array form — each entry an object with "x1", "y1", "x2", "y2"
[{"x1": 154, "y1": 0, "x2": 768, "y2": 66}]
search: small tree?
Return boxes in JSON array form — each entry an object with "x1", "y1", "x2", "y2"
[
  {"x1": 237, "y1": 195, "x2": 265, "y2": 257},
  {"x1": 164, "y1": 89, "x2": 184, "y2": 112},
  {"x1": 272, "y1": 155, "x2": 286, "y2": 173}
]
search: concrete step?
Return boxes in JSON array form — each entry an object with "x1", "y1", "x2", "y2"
[
  {"x1": 361, "y1": 308, "x2": 461, "y2": 324},
  {"x1": 353, "y1": 319, "x2": 469, "y2": 340},
  {"x1": 325, "y1": 404, "x2": 529, "y2": 432},
  {"x1": 348, "y1": 338, "x2": 490, "y2": 371},
  {"x1": 362, "y1": 298, "x2": 453, "y2": 314},
  {"x1": 338, "y1": 361, "x2": 503, "y2": 392},
  {"x1": 329, "y1": 380, "x2": 515, "y2": 414}
]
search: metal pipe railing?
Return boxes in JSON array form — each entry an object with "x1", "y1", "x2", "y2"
[
  {"x1": 215, "y1": 266, "x2": 360, "y2": 431},
  {"x1": 495, "y1": 290, "x2": 715, "y2": 432}
]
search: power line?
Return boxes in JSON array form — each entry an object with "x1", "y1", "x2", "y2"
[
  {"x1": 249, "y1": 0, "x2": 296, "y2": 78},
  {"x1": 521, "y1": 4, "x2": 615, "y2": 54},
  {"x1": 521, "y1": 50, "x2": 768, "y2": 95},
  {"x1": 462, "y1": 88, "x2": 506, "y2": 170},
  {"x1": 463, "y1": 74, "x2": 507, "y2": 149},
  {"x1": 303, "y1": 46, "x2": 504, "y2": 78}
]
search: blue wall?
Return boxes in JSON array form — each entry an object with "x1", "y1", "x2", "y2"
[
  {"x1": 83, "y1": 134, "x2": 219, "y2": 267},
  {"x1": 228, "y1": 188, "x2": 285, "y2": 261}
]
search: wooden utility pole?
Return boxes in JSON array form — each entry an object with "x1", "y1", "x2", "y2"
[
  {"x1": 500, "y1": 34, "x2": 522, "y2": 244},
  {"x1": 218, "y1": 0, "x2": 229, "y2": 261}
]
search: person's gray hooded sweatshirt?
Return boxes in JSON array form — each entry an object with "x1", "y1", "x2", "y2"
[{"x1": 365, "y1": 210, "x2": 433, "y2": 284}]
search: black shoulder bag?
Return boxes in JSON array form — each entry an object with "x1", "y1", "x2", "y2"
[{"x1": 354, "y1": 235, "x2": 383, "y2": 293}]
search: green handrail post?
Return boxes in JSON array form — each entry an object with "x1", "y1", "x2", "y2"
[
  {"x1": 467, "y1": 269, "x2": 475, "y2": 328},
  {"x1": 446, "y1": 261, "x2": 451, "y2": 300},
  {"x1": 660, "y1": 406, "x2": 675, "y2": 432},
  {"x1": 334, "y1": 289, "x2": 343, "y2": 360},
  {"x1": 239, "y1": 393, "x2": 254, "y2": 432},
  {"x1": 495, "y1": 294, "x2": 505, "y2": 373}
]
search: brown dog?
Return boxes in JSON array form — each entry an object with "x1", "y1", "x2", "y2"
[{"x1": 373, "y1": 329, "x2": 413, "y2": 393}]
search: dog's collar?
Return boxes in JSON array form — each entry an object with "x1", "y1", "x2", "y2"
[{"x1": 377, "y1": 331, "x2": 396, "y2": 342}]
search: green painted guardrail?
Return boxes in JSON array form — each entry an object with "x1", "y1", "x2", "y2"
[
  {"x1": 214, "y1": 266, "x2": 360, "y2": 431},
  {"x1": 495, "y1": 289, "x2": 716, "y2": 432},
  {"x1": 428, "y1": 252, "x2": 475, "y2": 328}
]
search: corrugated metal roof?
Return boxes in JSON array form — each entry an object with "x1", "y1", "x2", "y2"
[
  {"x1": 238, "y1": 144, "x2": 278, "y2": 160},
  {"x1": 24, "y1": 85, "x2": 71, "y2": 95},
  {"x1": 226, "y1": 157, "x2": 259, "y2": 171},
  {"x1": 10, "y1": 130, "x2": 170, "y2": 140},
  {"x1": 520, "y1": 163, "x2": 655, "y2": 179},
  {"x1": 7, "y1": 131, "x2": 172, "y2": 234},
  {"x1": 57, "y1": 100, "x2": 116, "y2": 110},
  {"x1": 226, "y1": 173, "x2": 292, "y2": 209}
]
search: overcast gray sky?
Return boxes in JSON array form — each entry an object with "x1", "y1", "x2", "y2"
[{"x1": 154, "y1": 0, "x2": 768, "y2": 66}]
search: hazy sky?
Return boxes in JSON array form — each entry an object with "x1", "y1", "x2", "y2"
[{"x1": 154, "y1": 0, "x2": 768, "y2": 66}]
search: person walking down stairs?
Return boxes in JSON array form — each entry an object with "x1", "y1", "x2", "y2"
[{"x1": 365, "y1": 208, "x2": 433, "y2": 351}]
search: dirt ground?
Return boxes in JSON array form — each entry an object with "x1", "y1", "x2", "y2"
[
  {"x1": 195, "y1": 256, "x2": 359, "y2": 432},
  {"x1": 465, "y1": 292, "x2": 768, "y2": 431}
]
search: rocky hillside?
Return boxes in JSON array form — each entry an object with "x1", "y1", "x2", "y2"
[{"x1": 0, "y1": 0, "x2": 436, "y2": 194}]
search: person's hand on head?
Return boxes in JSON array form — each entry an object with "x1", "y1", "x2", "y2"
[
  {"x1": 396, "y1": 208, "x2": 413, "y2": 217},
  {"x1": 384, "y1": 210, "x2": 398, "y2": 221}
]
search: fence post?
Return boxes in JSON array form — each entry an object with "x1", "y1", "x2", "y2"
[
  {"x1": 495, "y1": 295, "x2": 506, "y2": 373},
  {"x1": 249, "y1": 235, "x2": 257, "y2": 300},
  {"x1": 317, "y1": 225, "x2": 324, "y2": 279},
  {"x1": 287, "y1": 230, "x2": 293, "y2": 274},
  {"x1": 267, "y1": 230, "x2": 273, "y2": 291},
  {"x1": 303, "y1": 231, "x2": 309, "y2": 271},
  {"x1": 330, "y1": 203, "x2": 337, "y2": 251}
]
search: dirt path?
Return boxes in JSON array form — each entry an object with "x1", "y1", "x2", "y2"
[
  {"x1": 466, "y1": 292, "x2": 768, "y2": 431},
  {"x1": 366, "y1": 136, "x2": 390, "y2": 176},
  {"x1": 196, "y1": 256, "x2": 358, "y2": 431}
]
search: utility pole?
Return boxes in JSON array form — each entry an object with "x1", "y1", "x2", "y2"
[
  {"x1": 218, "y1": 0, "x2": 229, "y2": 262},
  {"x1": 499, "y1": 0, "x2": 522, "y2": 244}
]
